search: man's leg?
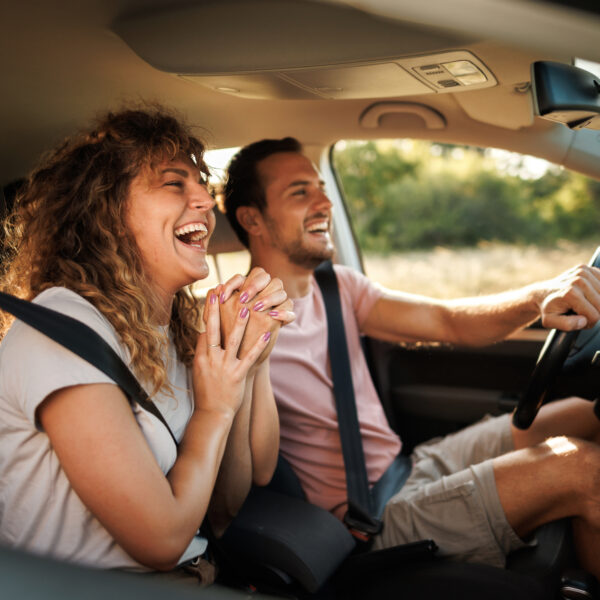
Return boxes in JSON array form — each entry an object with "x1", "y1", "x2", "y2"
[
  {"x1": 376, "y1": 408, "x2": 600, "y2": 570},
  {"x1": 374, "y1": 415, "x2": 529, "y2": 566},
  {"x1": 494, "y1": 435, "x2": 600, "y2": 579},
  {"x1": 512, "y1": 396, "x2": 600, "y2": 449},
  {"x1": 509, "y1": 396, "x2": 600, "y2": 576}
]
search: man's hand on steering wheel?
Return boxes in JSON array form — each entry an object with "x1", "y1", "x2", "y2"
[
  {"x1": 514, "y1": 248, "x2": 600, "y2": 430},
  {"x1": 536, "y1": 263, "x2": 600, "y2": 331}
]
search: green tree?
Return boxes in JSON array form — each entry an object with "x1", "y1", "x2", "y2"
[{"x1": 333, "y1": 140, "x2": 599, "y2": 253}]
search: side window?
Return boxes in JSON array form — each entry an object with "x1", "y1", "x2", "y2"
[{"x1": 332, "y1": 140, "x2": 600, "y2": 299}]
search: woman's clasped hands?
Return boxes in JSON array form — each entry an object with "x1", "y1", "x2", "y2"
[{"x1": 194, "y1": 267, "x2": 294, "y2": 416}]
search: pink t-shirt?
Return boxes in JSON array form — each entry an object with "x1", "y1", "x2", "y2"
[{"x1": 270, "y1": 265, "x2": 402, "y2": 518}]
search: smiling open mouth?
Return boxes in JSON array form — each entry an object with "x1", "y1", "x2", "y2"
[
  {"x1": 306, "y1": 220, "x2": 329, "y2": 234},
  {"x1": 174, "y1": 222, "x2": 208, "y2": 246}
]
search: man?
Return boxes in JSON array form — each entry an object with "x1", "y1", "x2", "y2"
[{"x1": 224, "y1": 137, "x2": 600, "y2": 577}]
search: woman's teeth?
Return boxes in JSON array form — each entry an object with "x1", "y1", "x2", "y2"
[{"x1": 174, "y1": 223, "x2": 208, "y2": 244}]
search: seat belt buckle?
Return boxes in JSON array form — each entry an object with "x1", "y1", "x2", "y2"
[{"x1": 343, "y1": 511, "x2": 382, "y2": 540}]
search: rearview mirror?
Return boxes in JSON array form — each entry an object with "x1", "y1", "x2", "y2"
[{"x1": 532, "y1": 60, "x2": 600, "y2": 130}]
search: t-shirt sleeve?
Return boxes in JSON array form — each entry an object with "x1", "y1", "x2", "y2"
[
  {"x1": 333, "y1": 264, "x2": 383, "y2": 331},
  {"x1": 0, "y1": 288, "x2": 129, "y2": 428}
]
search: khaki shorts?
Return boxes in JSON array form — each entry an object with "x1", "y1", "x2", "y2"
[{"x1": 372, "y1": 414, "x2": 534, "y2": 568}]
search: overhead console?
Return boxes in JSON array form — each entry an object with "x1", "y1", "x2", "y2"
[
  {"x1": 113, "y1": 0, "x2": 496, "y2": 100},
  {"x1": 177, "y1": 50, "x2": 496, "y2": 101}
]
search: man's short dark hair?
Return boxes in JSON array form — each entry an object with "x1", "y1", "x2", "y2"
[{"x1": 224, "y1": 137, "x2": 302, "y2": 247}]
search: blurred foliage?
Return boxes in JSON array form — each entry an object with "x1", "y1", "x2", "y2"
[{"x1": 333, "y1": 140, "x2": 600, "y2": 253}]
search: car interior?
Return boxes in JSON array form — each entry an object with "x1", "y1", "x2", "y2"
[{"x1": 2, "y1": 0, "x2": 600, "y2": 598}]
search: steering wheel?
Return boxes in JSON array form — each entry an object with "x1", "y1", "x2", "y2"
[{"x1": 513, "y1": 246, "x2": 600, "y2": 429}]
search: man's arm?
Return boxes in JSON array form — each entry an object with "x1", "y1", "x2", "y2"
[
  {"x1": 208, "y1": 348, "x2": 280, "y2": 538},
  {"x1": 249, "y1": 360, "x2": 279, "y2": 486},
  {"x1": 362, "y1": 264, "x2": 600, "y2": 347},
  {"x1": 207, "y1": 374, "x2": 254, "y2": 538}
]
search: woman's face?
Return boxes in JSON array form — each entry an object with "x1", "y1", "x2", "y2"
[{"x1": 125, "y1": 156, "x2": 216, "y2": 302}]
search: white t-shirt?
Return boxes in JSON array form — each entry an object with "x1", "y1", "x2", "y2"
[{"x1": 0, "y1": 287, "x2": 207, "y2": 570}]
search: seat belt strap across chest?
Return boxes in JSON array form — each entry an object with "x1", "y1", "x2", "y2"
[
  {"x1": 0, "y1": 291, "x2": 178, "y2": 446},
  {"x1": 314, "y1": 261, "x2": 382, "y2": 536}
]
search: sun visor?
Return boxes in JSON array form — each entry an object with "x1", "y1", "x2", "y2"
[{"x1": 112, "y1": 0, "x2": 495, "y2": 100}]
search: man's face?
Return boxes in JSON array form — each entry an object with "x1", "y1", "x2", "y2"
[{"x1": 257, "y1": 152, "x2": 334, "y2": 269}]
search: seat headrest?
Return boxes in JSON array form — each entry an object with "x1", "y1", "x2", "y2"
[{"x1": 209, "y1": 209, "x2": 245, "y2": 255}]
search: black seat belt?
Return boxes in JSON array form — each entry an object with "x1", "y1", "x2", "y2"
[
  {"x1": 0, "y1": 291, "x2": 178, "y2": 446},
  {"x1": 314, "y1": 261, "x2": 382, "y2": 537}
]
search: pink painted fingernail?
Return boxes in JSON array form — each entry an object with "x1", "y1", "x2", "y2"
[
  {"x1": 210, "y1": 293, "x2": 217, "y2": 305},
  {"x1": 240, "y1": 307, "x2": 249, "y2": 318},
  {"x1": 262, "y1": 331, "x2": 271, "y2": 342},
  {"x1": 240, "y1": 292, "x2": 249, "y2": 304},
  {"x1": 253, "y1": 301, "x2": 265, "y2": 312},
  {"x1": 269, "y1": 310, "x2": 279, "y2": 317},
  {"x1": 219, "y1": 292, "x2": 226, "y2": 304}
]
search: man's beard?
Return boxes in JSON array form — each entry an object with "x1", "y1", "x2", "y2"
[
  {"x1": 286, "y1": 237, "x2": 334, "y2": 269},
  {"x1": 266, "y1": 218, "x2": 334, "y2": 269}
]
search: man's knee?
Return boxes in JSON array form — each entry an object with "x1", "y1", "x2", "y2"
[
  {"x1": 511, "y1": 397, "x2": 598, "y2": 450},
  {"x1": 545, "y1": 436, "x2": 600, "y2": 521}
]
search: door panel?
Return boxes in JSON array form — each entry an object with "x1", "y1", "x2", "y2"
[
  {"x1": 368, "y1": 329, "x2": 600, "y2": 453},
  {"x1": 366, "y1": 336, "x2": 543, "y2": 452}
]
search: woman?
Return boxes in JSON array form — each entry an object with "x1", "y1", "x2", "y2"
[{"x1": 0, "y1": 107, "x2": 293, "y2": 578}]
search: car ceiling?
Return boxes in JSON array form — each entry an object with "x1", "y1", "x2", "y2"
[{"x1": 1, "y1": 0, "x2": 600, "y2": 186}]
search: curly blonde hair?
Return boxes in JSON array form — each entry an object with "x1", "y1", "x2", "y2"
[{"x1": 1, "y1": 106, "x2": 209, "y2": 397}]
